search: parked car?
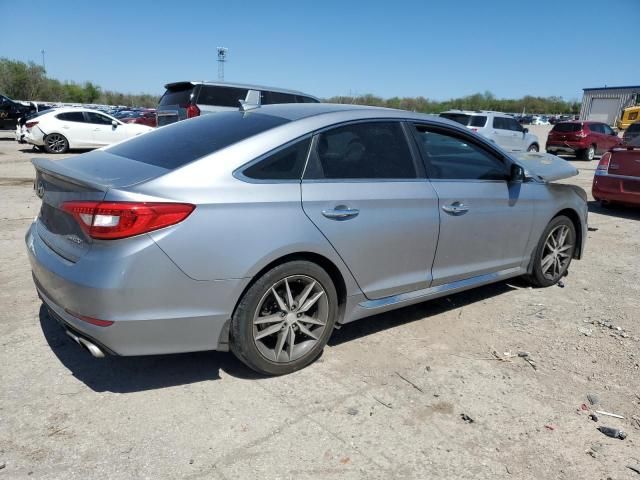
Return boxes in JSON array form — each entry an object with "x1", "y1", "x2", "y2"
[
  {"x1": 439, "y1": 110, "x2": 540, "y2": 152},
  {"x1": 24, "y1": 107, "x2": 153, "y2": 153},
  {"x1": 592, "y1": 136, "x2": 640, "y2": 206},
  {"x1": 121, "y1": 110, "x2": 157, "y2": 128},
  {"x1": 26, "y1": 104, "x2": 587, "y2": 375},
  {"x1": 622, "y1": 121, "x2": 640, "y2": 145},
  {"x1": 617, "y1": 105, "x2": 640, "y2": 130},
  {"x1": 531, "y1": 116, "x2": 550, "y2": 125},
  {"x1": 546, "y1": 121, "x2": 623, "y2": 160},
  {"x1": 156, "y1": 81, "x2": 319, "y2": 127},
  {"x1": 1, "y1": 93, "x2": 36, "y2": 130}
]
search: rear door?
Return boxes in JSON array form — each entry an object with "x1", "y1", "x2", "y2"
[
  {"x1": 491, "y1": 117, "x2": 517, "y2": 150},
  {"x1": 301, "y1": 121, "x2": 440, "y2": 300},
  {"x1": 409, "y1": 124, "x2": 534, "y2": 285},
  {"x1": 588, "y1": 123, "x2": 607, "y2": 153},
  {"x1": 601, "y1": 123, "x2": 621, "y2": 150}
]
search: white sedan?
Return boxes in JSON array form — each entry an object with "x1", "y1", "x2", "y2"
[{"x1": 25, "y1": 107, "x2": 153, "y2": 153}]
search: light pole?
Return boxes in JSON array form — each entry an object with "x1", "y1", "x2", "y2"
[
  {"x1": 217, "y1": 47, "x2": 228, "y2": 81},
  {"x1": 41, "y1": 49, "x2": 46, "y2": 72}
]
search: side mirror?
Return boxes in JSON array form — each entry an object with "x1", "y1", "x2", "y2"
[
  {"x1": 510, "y1": 163, "x2": 525, "y2": 183},
  {"x1": 522, "y1": 128, "x2": 529, "y2": 134},
  {"x1": 112, "y1": 120, "x2": 118, "y2": 128}
]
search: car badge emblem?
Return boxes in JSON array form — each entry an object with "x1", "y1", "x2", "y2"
[{"x1": 36, "y1": 181, "x2": 45, "y2": 198}]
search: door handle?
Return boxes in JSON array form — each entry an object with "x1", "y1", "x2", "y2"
[
  {"x1": 322, "y1": 206, "x2": 359, "y2": 220},
  {"x1": 442, "y1": 202, "x2": 469, "y2": 215}
]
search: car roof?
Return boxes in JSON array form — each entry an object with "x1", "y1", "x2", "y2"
[
  {"x1": 44, "y1": 107, "x2": 113, "y2": 115},
  {"x1": 164, "y1": 81, "x2": 318, "y2": 99},
  {"x1": 441, "y1": 109, "x2": 510, "y2": 117}
]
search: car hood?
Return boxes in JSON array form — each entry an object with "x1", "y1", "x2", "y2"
[{"x1": 511, "y1": 151, "x2": 578, "y2": 182}]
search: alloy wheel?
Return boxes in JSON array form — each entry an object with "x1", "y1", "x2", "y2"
[
  {"x1": 46, "y1": 134, "x2": 67, "y2": 153},
  {"x1": 252, "y1": 275, "x2": 329, "y2": 363},
  {"x1": 540, "y1": 224, "x2": 573, "y2": 281},
  {"x1": 587, "y1": 146, "x2": 595, "y2": 160}
]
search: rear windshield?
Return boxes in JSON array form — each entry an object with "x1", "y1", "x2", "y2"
[
  {"x1": 627, "y1": 122, "x2": 640, "y2": 133},
  {"x1": 440, "y1": 113, "x2": 486, "y2": 127},
  {"x1": 107, "y1": 111, "x2": 289, "y2": 169},
  {"x1": 552, "y1": 123, "x2": 582, "y2": 132},
  {"x1": 198, "y1": 85, "x2": 249, "y2": 107},
  {"x1": 158, "y1": 84, "x2": 195, "y2": 106}
]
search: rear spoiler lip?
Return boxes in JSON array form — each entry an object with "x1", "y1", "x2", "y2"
[{"x1": 31, "y1": 158, "x2": 108, "y2": 192}]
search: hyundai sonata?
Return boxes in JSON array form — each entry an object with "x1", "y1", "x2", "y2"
[{"x1": 26, "y1": 104, "x2": 587, "y2": 375}]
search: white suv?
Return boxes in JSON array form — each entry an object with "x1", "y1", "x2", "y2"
[{"x1": 440, "y1": 110, "x2": 539, "y2": 152}]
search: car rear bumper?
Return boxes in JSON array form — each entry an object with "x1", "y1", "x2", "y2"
[
  {"x1": 26, "y1": 220, "x2": 248, "y2": 356},
  {"x1": 592, "y1": 174, "x2": 640, "y2": 206},
  {"x1": 545, "y1": 141, "x2": 588, "y2": 154}
]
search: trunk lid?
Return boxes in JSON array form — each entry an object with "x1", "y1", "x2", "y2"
[
  {"x1": 511, "y1": 151, "x2": 578, "y2": 182},
  {"x1": 609, "y1": 148, "x2": 640, "y2": 178},
  {"x1": 32, "y1": 152, "x2": 169, "y2": 261}
]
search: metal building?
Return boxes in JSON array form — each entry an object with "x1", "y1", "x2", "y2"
[{"x1": 580, "y1": 85, "x2": 640, "y2": 125}]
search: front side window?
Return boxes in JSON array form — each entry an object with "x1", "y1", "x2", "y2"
[
  {"x1": 505, "y1": 118, "x2": 523, "y2": 132},
  {"x1": 589, "y1": 124, "x2": 603, "y2": 134},
  {"x1": 304, "y1": 122, "x2": 417, "y2": 180},
  {"x1": 469, "y1": 116, "x2": 487, "y2": 127},
  {"x1": 602, "y1": 124, "x2": 615, "y2": 135},
  {"x1": 56, "y1": 112, "x2": 85, "y2": 123},
  {"x1": 412, "y1": 125, "x2": 508, "y2": 181},
  {"x1": 243, "y1": 138, "x2": 311, "y2": 180},
  {"x1": 85, "y1": 112, "x2": 113, "y2": 125}
]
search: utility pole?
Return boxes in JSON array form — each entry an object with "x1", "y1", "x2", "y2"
[
  {"x1": 41, "y1": 49, "x2": 46, "y2": 72},
  {"x1": 217, "y1": 47, "x2": 228, "y2": 81}
]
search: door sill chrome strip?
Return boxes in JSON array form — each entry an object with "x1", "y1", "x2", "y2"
[{"x1": 358, "y1": 267, "x2": 522, "y2": 309}]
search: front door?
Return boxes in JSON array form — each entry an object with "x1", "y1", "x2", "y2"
[
  {"x1": 409, "y1": 124, "x2": 534, "y2": 285},
  {"x1": 84, "y1": 112, "x2": 126, "y2": 146},
  {"x1": 301, "y1": 121, "x2": 440, "y2": 300}
]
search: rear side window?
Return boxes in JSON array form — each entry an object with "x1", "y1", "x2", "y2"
[
  {"x1": 440, "y1": 113, "x2": 470, "y2": 125},
  {"x1": 552, "y1": 123, "x2": 582, "y2": 132},
  {"x1": 159, "y1": 84, "x2": 196, "y2": 106},
  {"x1": 304, "y1": 122, "x2": 417, "y2": 180},
  {"x1": 198, "y1": 86, "x2": 248, "y2": 108},
  {"x1": 243, "y1": 138, "x2": 311, "y2": 180},
  {"x1": 262, "y1": 91, "x2": 298, "y2": 105},
  {"x1": 297, "y1": 95, "x2": 319, "y2": 103},
  {"x1": 56, "y1": 112, "x2": 85, "y2": 122},
  {"x1": 107, "y1": 111, "x2": 289, "y2": 170},
  {"x1": 469, "y1": 116, "x2": 487, "y2": 127},
  {"x1": 412, "y1": 125, "x2": 508, "y2": 181}
]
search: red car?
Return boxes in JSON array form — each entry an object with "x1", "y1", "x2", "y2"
[
  {"x1": 546, "y1": 121, "x2": 622, "y2": 160},
  {"x1": 592, "y1": 140, "x2": 640, "y2": 206},
  {"x1": 122, "y1": 110, "x2": 157, "y2": 128}
]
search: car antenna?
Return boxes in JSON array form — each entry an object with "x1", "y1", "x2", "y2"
[{"x1": 239, "y1": 90, "x2": 261, "y2": 112}]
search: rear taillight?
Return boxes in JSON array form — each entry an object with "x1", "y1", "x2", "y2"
[
  {"x1": 470, "y1": 128, "x2": 478, "y2": 132},
  {"x1": 61, "y1": 201, "x2": 195, "y2": 240},
  {"x1": 576, "y1": 130, "x2": 587, "y2": 138},
  {"x1": 186, "y1": 104, "x2": 200, "y2": 118},
  {"x1": 25, "y1": 121, "x2": 39, "y2": 128},
  {"x1": 65, "y1": 309, "x2": 114, "y2": 327},
  {"x1": 595, "y1": 152, "x2": 611, "y2": 175}
]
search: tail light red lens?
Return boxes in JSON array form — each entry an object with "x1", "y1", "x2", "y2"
[
  {"x1": 61, "y1": 201, "x2": 195, "y2": 240},
  {"x1": 65, "y1": 309, "x2": 114, "y2": 327},
  {"x1": 25, "y1": 121, "x2": 39, "y2": 128},
  {"x1": 595, "y1": 152, "x2": 611, "y2": 174},
  {"x1": 186, "y1": 104, "x2": 200, "y2": 118},
  {"x1": 575, "y1": 130, "x2": 587, "y2": 138}
]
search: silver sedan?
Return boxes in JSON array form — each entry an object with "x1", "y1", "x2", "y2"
[{"x1": 26, "y1": 103, "x2": 588, "y2": 375}]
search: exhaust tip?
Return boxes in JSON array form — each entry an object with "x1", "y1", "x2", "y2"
[{"x1": 65, "y1": 330, "x2": 105, "y2": 358}]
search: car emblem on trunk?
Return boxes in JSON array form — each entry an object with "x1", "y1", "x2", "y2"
[{"x1": 36, "y1": 181, "x2": 45, "y2": 198}]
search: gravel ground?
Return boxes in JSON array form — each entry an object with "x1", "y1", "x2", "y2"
[{"x1": 1, "y1": 128, "x2": 639, "y2": 479}]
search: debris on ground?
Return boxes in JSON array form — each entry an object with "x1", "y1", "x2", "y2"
[
  {"x1": 460, "y1": 413, "x2": 474, "y2": 424},
  {"x1": 595, "y1": 410, "x2": 624, "y2": 419},
  {"x1": 544, "y1": 424, "x2": 557, "y2": 431},
  {"x1": 557, "y1": 280, "x2": 565, "y2": 288},
  {"x1": 347, "y1": 407, "x2": 359, "y2": 416},
  {"x1": 588, "y1": 413, "x2": 599, "y2": 422},
  {"x1": 587, "y1": 393, "x2": 600, "y2": 406},
  {"x1": 632, "y1": 415, "x2": 640, "y2": 430},
  {"x1": 588, "y1": 226, "x2": 599, "y2": 232},
  {"x1": 0, "y1": 462, "x2": 5, "y2": 470},
  {"x1": 517, "y1": 351, "x2": 530, "y2": 358},
  {"x1": 597, "y1": 426, "x2": 627, "y2": 440},
  {"x1": 578, "y1": 326, "x2": 593, "y2": 337},
  {"x1": 395, "y1": 371, "x2": 424, "y2": 393},
  {"x1": 372, "y1": 396, "x2": 392, "y2": 409},
  {"x1": 627, "y1": 465, "x2": 640, "y2": 475}
]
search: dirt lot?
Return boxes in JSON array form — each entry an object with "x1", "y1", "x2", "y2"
[{"x1": 1, "y1": 127, "x2": 639, "y2": 479}]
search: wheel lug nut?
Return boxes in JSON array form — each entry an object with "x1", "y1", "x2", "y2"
[{"x1": 297, "y1": 313, "x2": 302, "y2": 318}]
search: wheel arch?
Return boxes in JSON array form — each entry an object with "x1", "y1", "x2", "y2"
[
  {"x1": 553, "y1": 208, "x2": 583, "y2": 259},
  {"x1": 217, "y1": 251, "x2": 349, "y2": 350}
]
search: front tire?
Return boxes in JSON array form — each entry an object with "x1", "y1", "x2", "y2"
[
  {"x1": 526, "y1": 216, "x2": 576, "y2": 287},
  {"x1": 527, "y1": 143, "x2": 539, "y2": 152},
  {"x1": 43, "y1": 133, "x2": 69, "y2": 154},
  {"x1": 230, "y1": 261, "x2": 338, "y2": 375}
]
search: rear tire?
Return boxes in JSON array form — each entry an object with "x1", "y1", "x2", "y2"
[
  {"x1": 230, "y1": 261, "x2": 338, "y2": 376},
  {"x1": 43, "y1": 133, "x2": 69, "y2": 154},
  {"x1": 527, "y1": 143, "x2": 539, "y2": 152},
  {"x1": 526, "y1": 215, "x2": 576, "y2": 288},
  {"x1": 578, "y1": 145, "x2": 595, "y2": 161}
]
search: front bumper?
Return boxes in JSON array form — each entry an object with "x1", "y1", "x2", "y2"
[
  {"x1": 26, "y1": 221, "x2": 248, "y2": 355},
  {"x1": 592, "y1": 174, "x2": 640, "y2": 206}
]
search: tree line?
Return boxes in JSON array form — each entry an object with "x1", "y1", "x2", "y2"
[
  {"x1": 1, "y1": 57, "x2": 580, "y2": 113},
  {"x1": 0, "y1": 58, "x2": 158, "y2": 107}
]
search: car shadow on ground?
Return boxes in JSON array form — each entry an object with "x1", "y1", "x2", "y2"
[
  {"x1": 588, "y1": 200, "x2": 640, "y2": 221},
  {"x1": 329, "y1": 280, "x2": 518, "y2": 347},
  {"x1": 39, "y1": 305, "x2": 262, "y2": 393}
]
